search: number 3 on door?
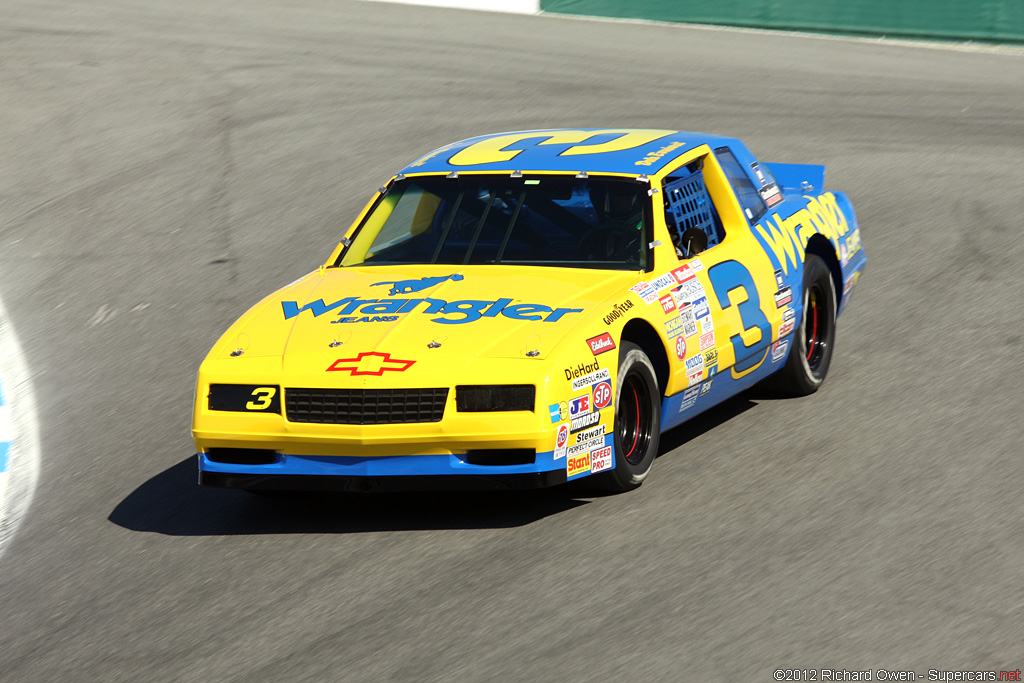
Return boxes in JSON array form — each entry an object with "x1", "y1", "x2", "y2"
[{"x1": 707, "y1": 261, "x2": 771, "y2": 377}]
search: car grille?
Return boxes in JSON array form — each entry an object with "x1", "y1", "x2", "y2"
[{"x1": 285, "y1": 388, "x2": 449, "y2": 424}]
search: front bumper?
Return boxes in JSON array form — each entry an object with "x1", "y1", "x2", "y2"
[{"x1": 198, "y1": 449, "x2": 574, "y2": 491}]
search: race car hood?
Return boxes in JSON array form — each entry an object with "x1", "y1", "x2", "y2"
[{"x1": 215, "y1": 265, "x2": 637, "y2": 378}]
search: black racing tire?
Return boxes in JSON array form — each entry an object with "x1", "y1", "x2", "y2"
[
  {"x1": 593, "y1": 342, "x2": 661, "y2": 492},
  {"x1": 767, "y1": 254, "x2": 837, "y2": 396}
]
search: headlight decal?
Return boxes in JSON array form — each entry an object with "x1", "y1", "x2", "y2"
[
  {"x1": 455, "y1": 385, "x2": 535, "y2": 412},
  {"x1": 208, "y1": 384, "x2": 281, "y2": 414}
]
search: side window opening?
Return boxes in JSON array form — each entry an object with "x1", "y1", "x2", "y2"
[
  {"x1": 663, "y1": 159, "x2": 723, "y2": 259},
  {"x1": 714, "y1": 147, "x2": 767, "y2": 223}
]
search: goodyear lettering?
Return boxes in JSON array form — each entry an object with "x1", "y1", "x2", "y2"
[
  {"x1": 602, "y1": 299, "x2": 634, "y2": 325},
  {"x1": 282, "y1": 296, "x2": 582, "y2": 325},
  {"x1": 753, "y1": 192, "x2": 850, "y2": 275}
]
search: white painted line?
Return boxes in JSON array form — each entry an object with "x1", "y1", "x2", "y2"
[
  {"x1": 0, "y1": 295, "x2": 41, "y2": 560},
  {"x1": 358, "y1": 0, "x2": 539, "y2": 14}
]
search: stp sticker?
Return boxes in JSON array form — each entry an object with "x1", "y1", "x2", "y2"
[
  {"x1": 591, "y1": 446, "x2": 613, "y2": 473},
  {"x1": 554, "y1": 424, "x2": 569, "y2": 460},
  {"x1": 592, "y1": 380, "x2": 612, "y2": 409},
  {"x1": 675, "y1": 335, "x2": 686, "y2": 360},
  {"x1": 587, "y1": 332, "x2": 616, "y2": 356}
]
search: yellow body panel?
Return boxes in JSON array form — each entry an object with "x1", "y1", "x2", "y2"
[{"x1": 193, "y1": 135, "x2": 857, "y2": 481}]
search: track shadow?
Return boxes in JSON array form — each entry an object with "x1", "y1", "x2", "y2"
[
  {"x1": 655, "y1": 394, "x2": 760, "y2": 456},
  {"x1": 108, "y1": 456, "x2": 590, "y2": 536},
  {"x1": 111, "y1": 393, "x2": 762, "y2": 535}
]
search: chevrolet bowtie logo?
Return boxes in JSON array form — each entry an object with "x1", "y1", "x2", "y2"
[{"x1": 326, "y1": 351, "x2": 416, "y2": 376}]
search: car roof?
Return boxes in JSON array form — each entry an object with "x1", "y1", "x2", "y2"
[{"x1": 399, "y1": 128, "x2": 741, "y2": 177}]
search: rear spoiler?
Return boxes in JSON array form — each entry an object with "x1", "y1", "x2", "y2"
[{"x1": 763, "y1": 162, "x2": 826, "y2": 194}]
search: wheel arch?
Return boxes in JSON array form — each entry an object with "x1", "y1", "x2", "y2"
[
  {"x1": 806, "y1": 234, "x2": 842, "y2": 308},
  {"x1": 620, "y1": 318, "x2": 669, "y2": 398}
]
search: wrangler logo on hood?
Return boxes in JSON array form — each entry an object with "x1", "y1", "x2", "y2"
[
  {"x1": 282, "y1": 296, "x2": 583, "y2": 325},
  {"x1": 371, "y1": 274, "x2": 463, "y2": 295}
]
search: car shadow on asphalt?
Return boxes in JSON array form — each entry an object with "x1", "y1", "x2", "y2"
[
  {"x1": 108, "y1": 455, "x2": 592, "y2": 535},
  {"x1": 109, "y1": 394, "x2": 759, "y2": 536},
  {"x1": 656, "y1": 394, "x2": 759, "y2": 456}
]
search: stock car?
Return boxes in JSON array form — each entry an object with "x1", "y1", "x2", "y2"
[{"x1": 192, "y1": 128, "x2": 865, "y2": 493}]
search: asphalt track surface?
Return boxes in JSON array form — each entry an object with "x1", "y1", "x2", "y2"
[{"x1": 2, "y1": 1, "x2": 1023, "y2": 680}]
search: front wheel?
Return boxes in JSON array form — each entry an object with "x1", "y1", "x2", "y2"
[
  {"x1": 593, "y1": 342, "x2": 660, "y2": 492},
  {"x1": 767, "y1": 254, "x2": 837, "y2": 396}
]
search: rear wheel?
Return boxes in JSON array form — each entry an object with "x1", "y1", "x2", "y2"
[
  {"x1": 594, "y1": 342, "x2": 660, "y2": 492},
  {"x1": 768, "y1": 254, "x2": 837, "y2": 396}
]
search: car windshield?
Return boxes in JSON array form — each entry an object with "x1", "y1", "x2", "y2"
[{"x1": 335, "y1": 175, "x2": 649, "y2": 270}]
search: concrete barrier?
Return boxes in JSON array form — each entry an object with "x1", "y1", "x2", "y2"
[{"x1": 540, "y1": 0, "x2": 1024, "y2": 43}]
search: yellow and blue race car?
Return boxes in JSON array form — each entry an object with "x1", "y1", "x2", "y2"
[{"x1": 192, "y1": 128, "x2": 865, "y2": 493}]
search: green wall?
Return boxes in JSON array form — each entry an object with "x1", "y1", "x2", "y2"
[{"x1": 540, "y1": 0, "x2": 1024, "y2": 43}]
